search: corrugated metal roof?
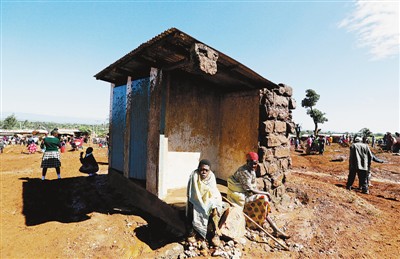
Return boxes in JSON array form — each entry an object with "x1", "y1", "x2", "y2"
[{"x1": 95, "y1": 28, "x2": 278, "y2": 90}]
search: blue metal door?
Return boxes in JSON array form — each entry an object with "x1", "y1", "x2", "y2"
[
  {"x1": 111, "y1": 85, "x2": 126, "y2": 172},
  {"x1": 129, "y1": 78, "x2": 150, "y2": 179}
]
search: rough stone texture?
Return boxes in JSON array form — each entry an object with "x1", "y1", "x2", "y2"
[
  {"x1": 262, "y1": 89, "x2": 274, "y2": 104},
  {"x1": 279, "y1": 158, "x2": 290, "y2": 171},
  {"x1": 266, "y1": 107, "x2": 290, "y2": 120},
  {"x1": 275, "y1": 95, "x2": 289, "y2": 107},
  {"x1": 266, "y1": 162, "x2": 279, "y2": 175},
  {"x1": 258, "y1": 162, "x2": 268, "y2": 177},
  {"x1": 274, "y1": 121, "x2": 287, "y2": 133},
  {"x1": 191, "y1": 43, "x2": 218, "y2": 75},
  {"x1": 284, "y1": 85, "x2": 293, "y2": 97},
  {"x1": 256, "y1": 177, "x2": 265, "y2": 191},
  {"x1": 286, "y1": 121, "x2": 296, "y2": 134},
  {"x1": 277, "y1": 109, "x2": 290, "y2": 121},
  {"x1": 257, "y1": 86, "x2": 295, "y2": 202},
  {"x1": 278, "y1": 83, "x2": 293, "y2": 97},
  {"x1": 259, "y1": 147, "x2": 275, "y2": 162},
  {"x1": 275, "y1": 85, "x2": 286, "y2": 96},
  {"x1": 289, "y1": 98, "x2": 297, "y2": 110},
  {"x1": 258, "y1": 146, "x2": 268, "y2": 161},
  {"x1": 265, "y1": 134, "x2": 288, "y2": 148},
  {"x1": 263, "y1": 178, "x2": 273, "y2": 193},
  {"x1": 274, "y1": 146, "x2": 291, "y2": 158},
  {"x1": 219, "y1": 207, "x2": 246, "y2": 241},
  {"x1": 266, "y1": 135, "x2": 282, "y2": 147},
  {"x1": 155, "y1": 243, "x2": 184, "y2": 259},
  {"x1": 260, "y1": 121, "x2": 275, "y2": 134},
  {"x1": 267, "y1": 107, "x2": 279, "y2": 119},
  {"x1": 277, "y1": 134, "x2": 289, "y2": 145},
  {"x1": 272, "y1": 173, "x2": 284, "y2": 188},
  {"x1": 265, "y1": 154, "x2": 275, "y2": 162},
  {"x1": 271, "y1": 184, "x2": 286, "y2": 202}
]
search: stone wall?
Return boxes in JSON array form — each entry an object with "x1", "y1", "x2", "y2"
[{"x1": 257, "y1": 83, "x2": 296, "y2": 202}]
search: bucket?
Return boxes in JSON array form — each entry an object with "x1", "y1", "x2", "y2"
[{"x1": 60, "y1": 146, "x2": 66, "y2": 153}]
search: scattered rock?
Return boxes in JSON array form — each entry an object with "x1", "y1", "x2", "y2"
[{"x1": 331, "y1": 156, "x2": 346, "y2": 162}]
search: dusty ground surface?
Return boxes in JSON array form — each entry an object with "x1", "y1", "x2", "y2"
[{"x1": 1, "y1": 142, "x2": 399, "y2": 258}]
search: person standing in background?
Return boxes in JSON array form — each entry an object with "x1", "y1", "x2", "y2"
[
  {"x1": 40, "y1": 129, "x2": 62, "y2": 180},
  {"x1": 346, "y1": 137, "x2": 384, "y2": 194}
]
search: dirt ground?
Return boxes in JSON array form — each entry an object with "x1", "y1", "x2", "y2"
[{"x1": 1, "y1": 142, "x2": 399, "y2": 258}]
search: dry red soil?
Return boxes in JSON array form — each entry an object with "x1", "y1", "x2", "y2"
[{"x1": 1, "y1": 143, "x2": 399, "y2": 258}]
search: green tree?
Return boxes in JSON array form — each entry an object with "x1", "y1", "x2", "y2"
[
  {"x1": 78, "y1": 126, "x2": 92, "y2": 135},
  {"x1": 22, "y1": 120, "x2": 29, "y2": 129},
  {"x1": 359, "y1": 128, "x2": 373, "y2": 139},
  {"x1": 2, "y1": 114, "x2": 18, "y2": 129},
  {"x1": 301, "y1": 89, "x2": 328, "y2": 136}
]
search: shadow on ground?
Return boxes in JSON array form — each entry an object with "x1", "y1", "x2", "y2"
[
  {"x1": 21, "y1": 175, "x2": 118, "y2": 225},
  {"x1": 20, "y1": 175, "x2": 184, "y2": 249}
]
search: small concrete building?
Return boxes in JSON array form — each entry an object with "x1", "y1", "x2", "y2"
[{"x1": 95, "y1": 28, "x2": 294, "y2": 200}]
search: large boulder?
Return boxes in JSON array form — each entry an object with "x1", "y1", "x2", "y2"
[{"x1": 219, "y1": 207, "x2": 246, "y2": 241}]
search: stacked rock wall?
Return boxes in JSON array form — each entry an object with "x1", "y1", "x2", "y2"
[{"x1": 257, "y1": 83, "x2": 296, "y2": 202}]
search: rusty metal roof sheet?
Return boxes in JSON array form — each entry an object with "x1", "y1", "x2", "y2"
[{"x1": 94, "y1": 28, "x2": 278, "y2": 90}]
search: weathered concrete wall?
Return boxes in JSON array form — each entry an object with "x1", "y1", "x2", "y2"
[
  {"x1": 165, "y1": 72, "x2": 221, "y2": 174},
  {"x1": 218, "y1": 91, "x2": 259, "y2": 180},
  {"x1": 160, "y1": 72, "x2": 261, "y2": 194},
  {"x1": 258, "y1": 83, "x2": 296, "y2": 202}
]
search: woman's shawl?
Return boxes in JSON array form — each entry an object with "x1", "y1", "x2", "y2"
[
  {"x1": 227, "y1": 175, "x2": 246, "y2": 208},
  {"x1": 227, "y1": 165, "x2": 256, "y2": 208},
  {"x1": 187, "y1": 170, "x2": 222, "y2": 238}
]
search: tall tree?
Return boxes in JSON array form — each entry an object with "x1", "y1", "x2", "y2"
[
  {"x1": 2, "y1": 114, "x2": 18, "y2": 129},
  {"x1": 301, "y1": 89, "x2": 328, "y2": 136},
  {"x1": 359, "y1": 128, "x2": 372, "y2": 139}
]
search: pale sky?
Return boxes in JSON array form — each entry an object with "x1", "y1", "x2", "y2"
[{"x1": 1, "y1": 0, "x2": 399, "y2": 134}]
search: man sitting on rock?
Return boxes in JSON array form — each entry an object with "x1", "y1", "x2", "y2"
[{"x1": 186, "y1": 159, "x2": 223, "y2": 246}]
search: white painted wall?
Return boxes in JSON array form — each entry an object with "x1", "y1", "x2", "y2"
[{"x1": 158, "y1": 135, "x2": 201, "y2": 199}]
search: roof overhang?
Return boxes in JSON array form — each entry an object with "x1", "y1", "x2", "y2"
[{"x1": 95, "y1": 28, "x2": 278, "y2": 91}]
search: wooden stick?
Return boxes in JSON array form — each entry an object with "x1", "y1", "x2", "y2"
[{"x1": 222, "y1": 196, "x2": 290, "y2": 251}]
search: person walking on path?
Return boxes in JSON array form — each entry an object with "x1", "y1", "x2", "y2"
[
  {"x1": 40, "y1": 129, "x2": 62, "y2": 180},
  {"x1": 346, "y1": 137, "x2": 384, "y2": 194}
]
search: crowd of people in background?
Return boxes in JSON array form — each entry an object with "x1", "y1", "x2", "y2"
[
  {"x1": 0, "y1": 135, "x2": 39, "y2": 146},
  {"x1": 0, "y1": 128, "x2": 105, "y2": 181},
  {"x1": 290, "y1": 131, "x2": 400, "y2": 154},
  {"x1": 0, "y1": 133, "x2": 109, "y2": 154}
]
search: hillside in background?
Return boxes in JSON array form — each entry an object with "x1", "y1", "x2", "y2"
[{"x1": 1, "y1": 111, "x2": 107, "y2": 125}]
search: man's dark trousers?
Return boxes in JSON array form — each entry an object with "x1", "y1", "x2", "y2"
[{"x1": 347, "y1": 169, "x2": 368, "y2": 193}]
